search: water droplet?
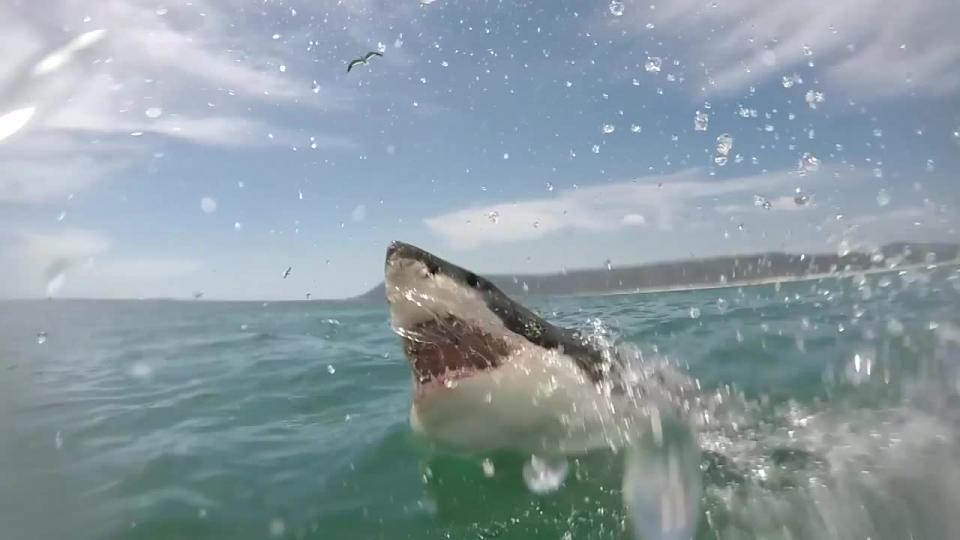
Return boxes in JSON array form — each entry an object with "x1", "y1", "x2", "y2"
[
  {"x1": 605, "y1": 259, "x2": 613, "y2": 271},
  {"x1": 481, "y1": 459, "x2": 495, "y2": 477},
  {"x1": 802, "y1": 44, "x2": 813, "y2": 56},
  {"x1": 793, "y1": 189, "x2": 809, "y2": 206},
  {"x1": 522, "y1": 455, "x2": 568, "y2": 494},
  {"x1": 56, "y1": 211, "x2": 66, "y2": 222},
  {"x1": 872, "y1": 128, "x2": 883, "y2": 138},
  {"x1": 753, "y1": 195, "x2": 772, "y2": 209},
  {"x1": 155, "y1": 7, "x2": 168, "y2": 15},
  {"x1": 144, "y1": 107, "x2": 163, "y2": 119},
  {"x1": 130, "y1": 363, "x2": 153, "y2": 378},
  {"x1": 689, "y1": 307, "x2": 701, "y2": 319},
  {"x1": 887, "y1": 318, "x2": 904, "y2": 336},
  {"x1": 837, "y1": 240, "x2": 851, "y2": 257},
  {"x1": 876, "y1": 189, "x2": 890, "y2": 207},
  {"x1": 271, "y1": 34, "x2": 280, "y2": 40},
  {"x1": 200, "y1": 197, "x2": 217, "y2": 214},
  {"x1": 269, "y1": 518, "x2": 286, "y2": 537},
  {"x1": 781, "y1": 73, "x2": 802, "y2": 88},
  {"x1": 36, "y1": 332, "x2": 47, "y2": 345},
  {"x1": 487, "y1": 211, "x2": 500, "y2": 224},
  {"x1": 546, "y1": 182, "x2": 554, "y2": 192},
  {"x1": 694, "y1": 110, "x2": 709, "y2": 131},
  {"x1": 234, "y1": 222, "x2": 242, "y2": 231},
  {"x1": 926, "y1": 159, "x2": 935, "y2": 172},
  {"x1": 630, "y1": 124, "x2": 642, "y2": 133},
  {"x1": 714, "y1": 133, "x2": 733, "y2": 166},
  {"x1": 798, "y1": 152, "x2": 820, "y2": 174},
  {"x1": 591, "y1": 144, "x2": 600, "y2": 154},
  {"x1": 602, "y1": 123, "x2": 615, "y2": 134},
  {"x1": 608, "y1": 0, "x2": 625, "y2": 16},
  {"x1": 55, "y1": 431, "x2": 63, "y2": 449},
  {"x1": 644, "y1": 56, "x2": 662, "y2": 73},
  {"x1": 805, "y1": 90, "x2": 824, "y2": 109}
]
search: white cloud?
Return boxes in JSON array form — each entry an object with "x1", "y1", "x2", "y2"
[
  {"x1": 0, "y1": 0, "x2": 354, "y2": 205},
  {"x1": 425, "y1": 166, "x2": 856, "y2": 249},
  {"x1": 606, "y1": 0, "x2": 960, "y2": 100}
]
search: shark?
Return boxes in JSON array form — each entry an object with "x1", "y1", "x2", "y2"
[
  {"x1": 384, "y1": 241, "x2": 702, "y2": 539},
  {"x1": 383, "y1": 240, "x2": 693, "y2": 455}
]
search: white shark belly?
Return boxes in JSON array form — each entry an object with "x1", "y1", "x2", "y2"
[{"x1": 409, "y1": 346, "x2": 640, "y2": 455}]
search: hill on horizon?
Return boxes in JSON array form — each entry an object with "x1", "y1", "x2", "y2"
[{"x1": 353, "y1": 241, "x2": 959, "y2": 303}]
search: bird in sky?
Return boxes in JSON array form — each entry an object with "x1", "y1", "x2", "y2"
[
  {"x1": 347, "y1": 51, "x2": 383, "y2": 72},
  {"x1": 282, "y1": 266, "x2": 292, "y2": 279}
]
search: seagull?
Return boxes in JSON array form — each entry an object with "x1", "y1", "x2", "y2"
[
  {"x1": 282, "y1": 266, "x2": 292, "y2": 279},
  {"x1": 347, "y1": 51, "x2": 383, "y2": 72}
]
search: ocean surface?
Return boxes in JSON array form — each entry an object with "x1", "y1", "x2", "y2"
[{"x1": 3, "y1": 264, "x2": 960, "y2": 540}]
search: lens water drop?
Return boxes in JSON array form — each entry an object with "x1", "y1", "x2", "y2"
[{"x1": 522, "y1": 455, "x2": 568, "y2": 494}]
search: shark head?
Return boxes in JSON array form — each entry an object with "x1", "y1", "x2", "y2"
[{"x1": 384, "y1": 241, "x2": 626, "y2": 454}]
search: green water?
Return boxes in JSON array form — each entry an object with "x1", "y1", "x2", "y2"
[{"x1": 2, "y1": 266, "x2": 960, "y2": 540}]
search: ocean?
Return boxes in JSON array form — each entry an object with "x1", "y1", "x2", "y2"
[{"x1": 2, "y1": 264, "x2": 960, "y2": 540}]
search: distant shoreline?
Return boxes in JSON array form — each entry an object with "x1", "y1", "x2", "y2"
[{"x1": 561, "y1": 259, "x2": 959, "y2": 299}]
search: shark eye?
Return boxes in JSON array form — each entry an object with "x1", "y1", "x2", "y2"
[{"x1": 465, "y1": 272, "x2": 479, "y2": 288}]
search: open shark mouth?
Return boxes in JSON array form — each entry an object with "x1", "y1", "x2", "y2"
[{"x1": 397, "y1": 315, "x2": 513, "y2": 385}]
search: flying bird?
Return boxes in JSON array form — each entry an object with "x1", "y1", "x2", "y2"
[
  {"x1": 282, "y1": 266, "x2": 292, "y2": 279},
  {"x1": 347, "y1": 51, "x2": 382, "y2": 72}
]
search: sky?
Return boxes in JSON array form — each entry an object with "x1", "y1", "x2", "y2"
[{"x1": 0, "y1": 0, "x2": 958, "y2": 300}]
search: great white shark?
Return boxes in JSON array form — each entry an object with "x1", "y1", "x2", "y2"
[{"x1": 384, "y1": 241, "x2": 702, "y2": 539}]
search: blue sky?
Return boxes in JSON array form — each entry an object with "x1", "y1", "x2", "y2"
[{"x1": 0, "y1": 0, "x2": 958, "y2": 299}]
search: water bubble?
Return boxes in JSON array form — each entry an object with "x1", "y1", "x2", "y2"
[
  {"x1": 694, "y1": 110, "x2": 709, "y2": 131},
  {"x1": 798, "y1": 152, "x2": 820, "y2": 174},
  {"x1": 644, "y1": 56, "x2": 662, "y2": 73},
  {"x1": 609, "y1": 0, "x2": 625, "y2": 16},
  {"x1": 876, "y1": 189, "x2": 890, "y2": 207},
  {"x1": 522, "y1": 455, "x2": 568, "y2": 494},
  {"x1": 805, "y1": 90, "x2": 824, "y2": 109},
  {"x1": 546, "y1": 182, "x2": 554, "y2": 192},
  {"x1": 327, "y1": 365, "x2": 336, "y2": 375},
  {"x1": 591, "y1": 144, "x2": 600, "y2": 154},
  {"x1": 36, "y1": 332, "x2": 47, "y2": 345},
  {"x1": 481, "y1": 459, "x2": 495, "y2": 477},
  {"x1": 802, "y1": 44, "x2": 813, "y2": 56},
  {"x1": 630, "y1": 124, "x2": 642, "y2": 133},
  {"x1": 269, "y1": 518, "x2": 286, "y2": 537},
  {"x1": 602, "y1": 123, "x2": 615, "y2": 134},
  {"x1": 793, "y1": 189, "x2": 809, "y2": 206},
  {"x1": 144, "y1": 107, "x2": 163, "y2": 119},
  {"x1": 200, "y1": 197, "x2": 217, "y2": 214},
  {"x1": 487, "y1": 211, "x2": 500, "y2": 224},
  {"x1": 753, "y1": 195, "x2": 772, "y2": 209},
  {"x1": 689, "y1": 307, "x2": 701, "y2": 319}
]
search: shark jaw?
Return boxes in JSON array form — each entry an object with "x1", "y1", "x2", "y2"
[{"x1": 384, "y1": 241, "x2": 635, "y2": 455}]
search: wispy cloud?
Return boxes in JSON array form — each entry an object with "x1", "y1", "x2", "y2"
[
  {"x1": 0, "y1": 0, "x2": 355, "y2": 205},
  {"x1": 603, "y1": 0, "x2": 960, "y2": 100},
  {"x1": 424, "y1": 166, "x2": 857, "y2": 249}
]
